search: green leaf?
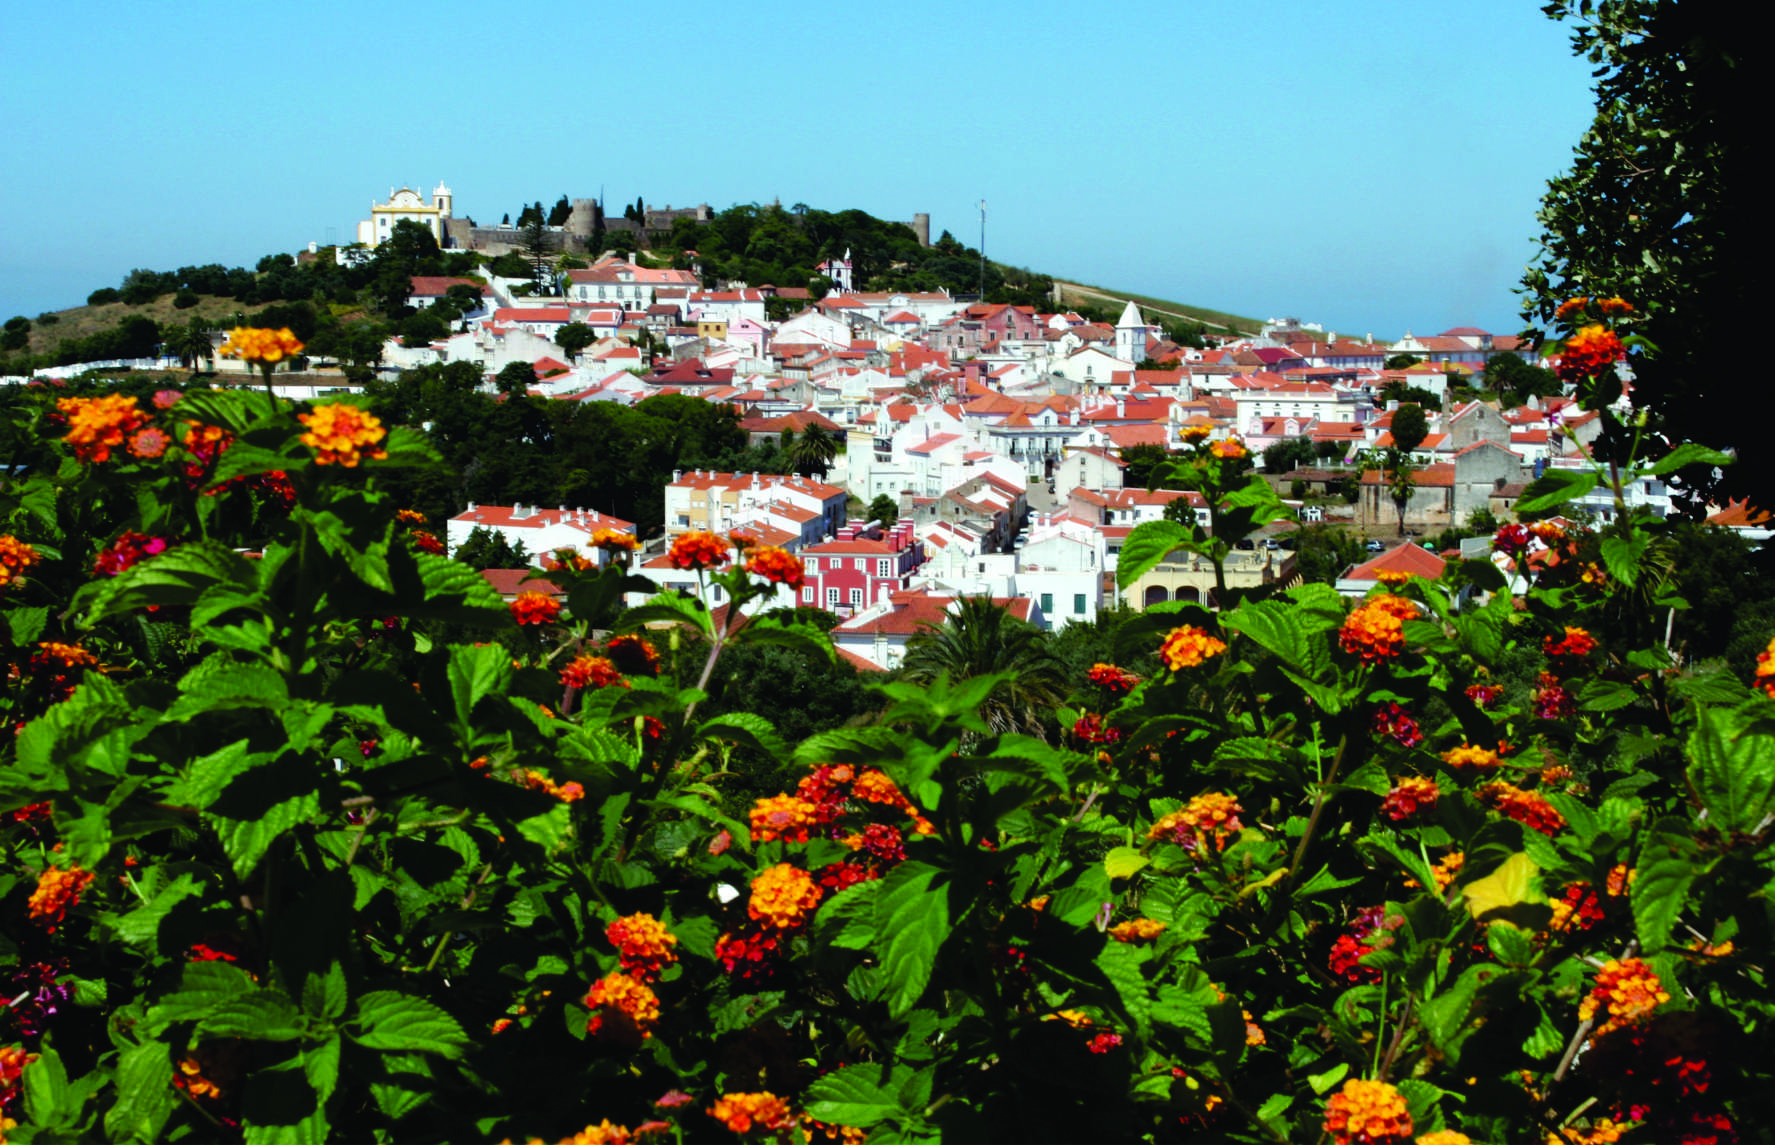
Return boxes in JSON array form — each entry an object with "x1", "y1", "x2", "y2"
[
  {"x1": 304, "y1": 962, "x2": 348, "y2": 1021},
  {"x1": 622, "y1": 591, "x2": 717, "y2": 638},
  {"x1": 1104, "y1": 846, "x2": 1150, "y2": 880},
  {"x1": 211, "y1": 788, "x2": 322, "y2": 880},
  {"x1": 817, "y1": 878, "x2": 881, "y2": 950},
  {"x1": 402, "y1": 551, "x2": 511, "y2": 625},
  {"x1": 198, "y1": 990, "x2": 307, "y2": 1041},
  {"x1": 1515, "y1": 468, "x2": 1600, "y2": 516},
  {"x1": 735, "y1": 612, "x2": 836, "y2": 662},
  {"x1": 106, "y1": 1038, "x2": 179, "y2": 1143},
  {"x1": 352, "y1": 991, "x2": 469, "y2": 1058},
  {"x1": 1687, "y1": 705, "x2": 1775, "y2": 834},
  {"x1": 1116, "y1": 519, "x2": 1197, "y2": 590},
  {"x1": 7, "y1": 605, "x2": 48, "y2": 647},
  {"x1": 1630, "y1": 857, "x2": 1698, "y2": 954},
  {"x1": 304, "y1": 1034, "x2": 343, "y2": 1103},
  {"x1": 111, "y1": 872, "x2": 200, "y2": 948},
  {"x1": 873, "y1": 861, "x2": 949, "y2": 1019},
  {"x1": 804, "y1": 1064, "x2": 902, "y2": 1128},
  {"x1": 447, "y1": 643, "x2": 513, "y2": 737},
  {"x1": 23, "y1": 1045, "x2": 70, "y2": 1129},
  {"x1": 77, "y1": 540, "x2": 259, "y2": 626},
  {"x1": 1419, "y1": 965, "x2": 1486, "y2": 1051},
  {"x1": 1641, "y1": 443, "x2": 1732, "y2": 478},
  {"x1": 697, "y1": 711, "x2": 789, "y2": 762},
  {"x1": 1308, "y1": 1063, "x2": 1350, "y2": 1095},
  {"x1": 146, "y1": 960, "x2": 259, "y2": 1030},
  {"x1": 1601, "y1": 531, "x2": 1650, "y2": 589},
  {"x1": 168, "y1": 655, "x2": 290, "y2": 720},
  {"x1": 1094, "y1": 940, "x2": 1152, "y2": 1039}
]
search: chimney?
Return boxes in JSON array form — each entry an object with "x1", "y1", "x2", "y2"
[{"x1": 673, "y1": 469, "x2": 682, "y2": 481}]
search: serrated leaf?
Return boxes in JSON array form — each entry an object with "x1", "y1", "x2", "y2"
[
  {"x1": 77, "y1": 540, "x2": 259, "y2": 626},
  {"x1": 1094, "y1": 940, "x2": 1152, "y2": 1039},
  {"x1": 1462, "y1": 853, "x2": 1544, "y2": 921},
  {"x1": 1515, "y1": 468, "x2": 1600, "y2": 515},
  {"x1": 1630, "y1": 857, "x2": 1697, "y2": 954},
  {"x1": 697, "y1": 711, "x2": 789, "y2": 762},
  {"x1": 1104, "y1": 846, "x2": 1149, "y2": 880},
  {"x1": 1308, "y1": 1063, "x2": 1350, "y2": 1094},
  {"x1": 1641, "y1": 443, "x2": 1732, "y2": 478},
  {"x1": 146, "y1": 960, "x2": 259, "y2": 1030},
  {"x1": 401, "y1": 551, "x2": 511, "y2": 625},
  {"x1": 873, "y1": 861, "x2": 949, "y2": 1019},
  {"x1": 23, "y1": 1046, "x2": 70, "y2": 1129},
  {"x1": 1687, "y1": 705, "x2": 1775, "y2": 834},
  {"x1": 1600, "y1": 531, "x2": 1649, "y2": 588},
  {"x1": 168, "y1": 656, "x2": 290, "y2": 720},
  {"x1": 818, "y1": 877, "x2": 881, "y2": 950},
  {"x1": 734, "y1": 612, "x2": 835, "y2": 663},
  {"x1": 198, "y1": 990, "x2": 306, "y2": 1041},
  {"x1": 106, "y1": 1038, "x2": 179, "y2": 1143},
  {"x1": 111, "y1": 872, "x2": 200, "y2": 948},
  {"x1": 304, "y1": 962, "x2": 347, "y2": 1021},
  {"x1": 804, "y1": 1063, "x2": 901, "y2": 1128},
  {"x1": 352, "y1": 991, "x2": 468, "y2": 1058},
  {"x1": 1116, "y1": 519, "x2": 1197, "y2": 590},
  {"x1": 304, "y1": 1034, "x2": 342, "y2": 1103},
  {"x1": 212, "y1": 789, "x2": 321, "y2": 879}
]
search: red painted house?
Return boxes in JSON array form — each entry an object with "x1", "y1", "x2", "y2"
[{"x1": 798, "y1": 521, "x2": 927, "y2": 616}]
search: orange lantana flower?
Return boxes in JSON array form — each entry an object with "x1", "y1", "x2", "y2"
[
  {"x1": 298, "y1": 403, "x2": 387, "y2": 467},
  {"x1": 510, "y1": 591, "x2": 562, "y2": 627},
  {"x1": 605, "y1": 913, "x2": 679, "y2": 983},
  {"x1": 1322, "y1": 1078, "x2": 1413, "y2": 1145},
  {"x1": 219, "y1": 326, "x2": 304, "y2": 365},
  {"x1": 1339, "y1": 595, "x2": 1419, "y2": 662},
  {"x1": 1159, "y1": 625, "x2": 1227, "y2": 671},
  {"x1": 28, "y1": 864, "x2": 95, "y2": 930},
  {"x1": 667, "y1": 530, "x2": 730, "y2": 571},
  {"x1": 745, "y1": 545, "x2": 805, "y2": 590},
  {"x1": 707, "y1": 1093, "x2": 795, "y2": 1135},
  {"x1": 747, "y1": 864, "x2": 822, "y2": 930},
  {"x1": 1579, "y1": 957, "x2": 1669, "y2": 1035},
  {"x1": 57, "y1": 395, "x2": 149, "y2": 463},
  {"x1": 583, "y1": 972, "x2": 659, "y2": 1044}
]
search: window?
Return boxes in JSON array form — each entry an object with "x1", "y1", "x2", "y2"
[
  {"x1": 854, "y1": 558, "x2": 866, "y2": 571},
  {"x1": 829, "y1": 558, "x2": 842, "y2": 570},
  {"x1": 1074, "y1": 594, "x2": 1087, "y2": 615},
  {"x1": 877, "y1": 559, "x2": 892, "y2": 577},
  {"x1": 804, "y1": 558, "x2": 818, "y2": 574},
  {"x1": 802, "y1": 587, "x2": 814, "y2": 603},
  {"x1": 826, "y1": 587, "x2": 840, "y2": 606},
  {"x1": 1040, "y1": 593, "x2": 1053, "y2": 614},
  {"x1": 849, "y1": 588, "x2": 863, "y2": 606}
]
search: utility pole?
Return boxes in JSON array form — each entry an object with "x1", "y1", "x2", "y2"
[{"x1": 978, "y1": 199, "x2": 987, "y2": 300}]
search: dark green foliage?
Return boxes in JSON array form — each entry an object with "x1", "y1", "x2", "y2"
[
  {"x1": 1378, "y1": 380, "x2": 1442, "y2": 411},
  {"x1": 555, "y1": 323, "x2": 595, "y2": 357},
  {"x1": 1262, "y1": 437, "x2": 1316, "y2": 474},
  {"x1": 450, "y1": 525, "x2": 530, "y2": 570},
  {"x1": 1289, "y1": 522, "x2": 1363, "y2": 584},
  {"x1": 1390, "y1": 403, "x2": 1429, "y2": 454},
  {"x1": 87, "y1": 287, "x2": 120, "y2": 306},
  {"x1": 401, "y1": 310, "x2": 449, "y2": 348},
  {"x1": 897, "y1": 596, "x2": 1067, "y2": 737},
  {"x1": 1525, "y1": 0, "x2": 1749, "y2": 512},
  {"x1": 867, "y1": 494, "x2": 899, "y2": 527},
  {"x1": 1383, "y1": 353, "x2": 1422, "y2": 370}
]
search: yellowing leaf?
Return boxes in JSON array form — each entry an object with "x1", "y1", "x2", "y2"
[
  {"x1": 1105, "y1": 847, "x2": 1150, "y2": 880},
  {"x1": 1461, "y1": 853, "x2": 1544, "y2": 921}
]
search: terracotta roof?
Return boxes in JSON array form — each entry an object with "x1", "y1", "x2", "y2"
[
  {"x1": 1345, "y1": 543, "x2": 1447, "y2": 582},
  {"x1": 479, "y1": 569, "x2": 565, "y2": 597}
]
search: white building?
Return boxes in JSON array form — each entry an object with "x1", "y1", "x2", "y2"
[{"x1": 356, "y1": 183, "x2": 454, "y2": 248}]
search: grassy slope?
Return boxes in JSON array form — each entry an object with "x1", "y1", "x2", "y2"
[{"x1": 1053, "y1": 281, "x2": 1261, "y2": 337}]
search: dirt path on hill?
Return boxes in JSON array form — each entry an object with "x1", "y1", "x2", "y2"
[{"x1": 1053, "y1": 283, "x2": 1247, "y2": 335}]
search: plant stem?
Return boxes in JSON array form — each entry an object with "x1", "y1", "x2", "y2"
[
  {"x1": 343, "y1": 808, "x2": 378, "y2": 866},
  {"x1": 1553, "y1": 938, "x2": 1637, "y2": 1083},
  {"x1": 1376, "y1": 997, "x2": 1414, "y2": 1082},
  {"x1": 1284, "y1": 732, "x2": 1349, "y2": 890},
  {"x1": 425, "y1": 861, "x2": 494, "y2": 973}
]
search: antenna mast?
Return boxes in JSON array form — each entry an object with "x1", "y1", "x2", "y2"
[{"x1": 978, "y1": 199, "x2": 987, "y2": 300}]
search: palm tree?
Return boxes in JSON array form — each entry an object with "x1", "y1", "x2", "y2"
[
  {"x1": 164, "y1": 318, "x2": 213, "y2": 374},
  {"x1": 898, "y1": 595, "x2": 1067, "y2": 738},
  {"x1": 788, "y1": 423, "x2": 838, "y2": 480}
]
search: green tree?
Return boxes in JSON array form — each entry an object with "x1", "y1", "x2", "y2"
[
  {"x1": 450, "y1": 525, "x2": 530, "y2": 570},
  {"x1": 1525, "y1": 0, "x2": 1747, "y2": 510},
  {"x1": 1, "y1": 316, "x2": 29, "y2": 353},
  {"x1": 401, "y1": 310, "x2": 449, "y2": 348},
  {"x1": 1262, "y1": 437, "x2": 1316, "y2": 474},
  {"x1": 547, "y1": 195, "x2": 572, "y2": 227},
  {"x1": 1390, "y1": 403, "x2": 1429, "y2": 455},
  {"x1": 867, "y1": 494, "x2": 899, "y2": 527},
  {"x1": 1383, "y1": 353, "x2": 1422, "y2": 370},
  {"x1": 163, "y1": 317, "x2": 214, "y2": 373},
  {"x1": 898, "y1": 595, "x2": 1067, "y2": 737},
  {"x1": 520, "y1": 217, "x2": 554, "y2": 293},
  {"x1": 1291, "y1": 522, "x2": 1363, "y2": 584},
  {"x1": 556, "y1": 322, "x2": 596, "y2": 357},
  {"x1": 1385, "y1": 449, "x2": 1416, "y2": 537},
  {"x1": 788, "y1": 422, "x2": 838, "y2": 479},
  {"x1": 1482, "y1": 352, "x2": 1561, "y2": 407}
]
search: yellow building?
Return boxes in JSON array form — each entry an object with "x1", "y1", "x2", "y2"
[
  {"x1": 1122, "y1": 548, "x2": 1298, "y2": 609},
  {"x1": 356, "y1": 182, "x2": 453, "y2": 248}
]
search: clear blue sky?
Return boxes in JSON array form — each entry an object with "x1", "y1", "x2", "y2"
[{"x1": 0, "y1": 0, "x2": 1595, "y2": 341}]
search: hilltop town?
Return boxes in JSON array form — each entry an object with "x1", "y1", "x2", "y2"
[{"x1": 9, "y1": 185, "x2": 1733, "y2": 670}]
